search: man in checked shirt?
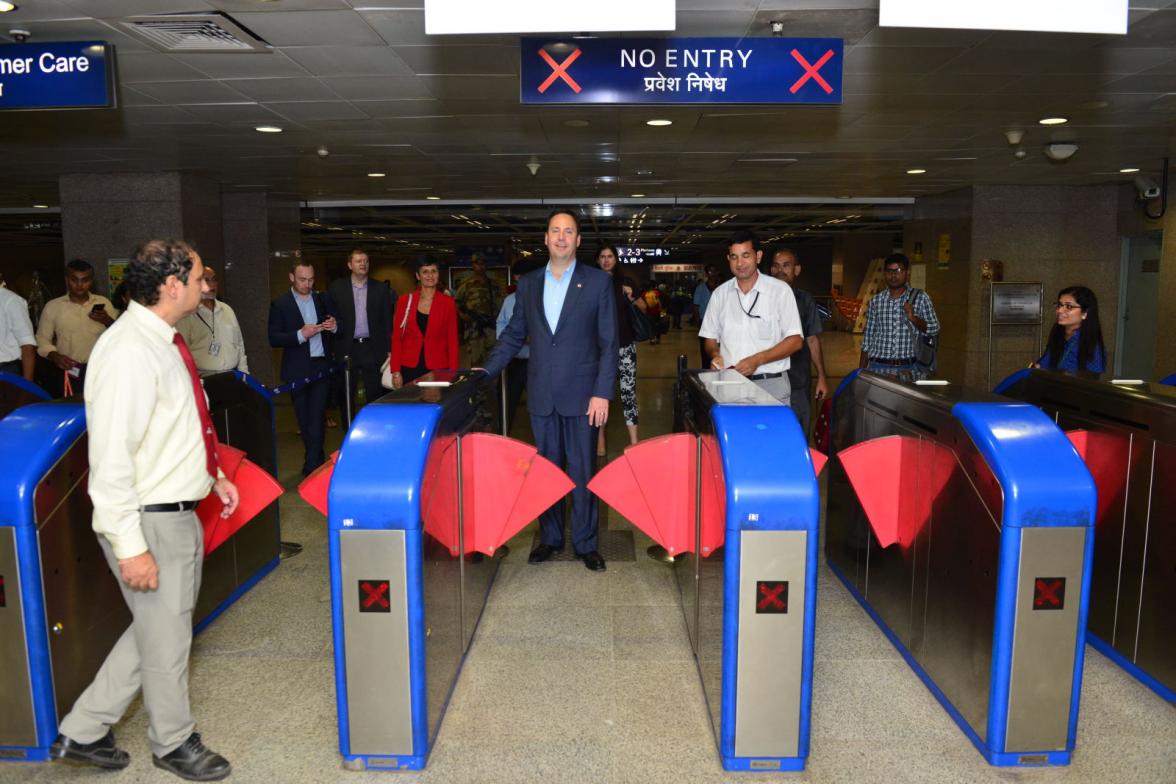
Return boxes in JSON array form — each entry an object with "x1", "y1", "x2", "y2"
[{"x1": 858, "y1": 252, "x2": 940, "y2": 381}]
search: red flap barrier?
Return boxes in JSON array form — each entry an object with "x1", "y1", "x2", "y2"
[
  {"x1": 698, "y1": 434, "x2": 726, "y2": 557},
  {"x1": 421, "y1": 435, "x2": 460, "y2": 555},
  {"x1": 837, "y1": 435, "x2": 957, "y2": 548},
  {"x1": 1065, "y1": 429, "x2": 1131, "y2": 526},
  {"x1": 198, "y1": 443, "x2": 284, "y2": 556},
  {"x1": 459, "y1": 433, "x2": 575, "y2": 556},
  {"x1": 809, "y1": 447, "x2": 828, "y2": 477},
  {"x1": 593, "y1": 434, "x2": 698, "y2": 556},
  {"x1": 297, "y1": 449, "x2": 340, "y2": 517}
]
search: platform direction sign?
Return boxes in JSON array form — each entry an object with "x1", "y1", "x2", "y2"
[
  {"x1": 520, "y1": 37, "x2": 843, "y2": 105},
  {"x1": 0, "y1": 41, "x2": 115, "y2": 111}
]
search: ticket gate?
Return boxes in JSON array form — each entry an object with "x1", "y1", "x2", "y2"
[
  {"x1": 0, "y1": 373, "x2": 283, "y2": 762},
  {"x1": 318, "y1": 373, "x2": 572, "y2": 771},
  {"x1": 996, "y1": 369, "x2": 1176, "y2": 703},
  {"x1": 591, "y1": 369, "x2": 823, "y2": 772},
  {"x1": 826, "y1": 371, "x2": 1096, "y2": 767},
  {"x1": 0, "y1": 372, "x2": 49, "y2": 420}
]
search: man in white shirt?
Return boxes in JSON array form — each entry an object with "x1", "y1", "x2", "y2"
[
  {"x1": 699, "y1": 231, "x2": 804, "y2": 403},
  {"x1": 0, "y1": 272, "x2": 36, "y2": 380},
  {"x1": 52, "y1": 239, "x2": 238, "y2": 782},
  {"x1": 34, "y1": 259, "x2": 117, "y2": 396},
  {"x1": 175, "y1": 264, "x2": 249, "y2": 376}
]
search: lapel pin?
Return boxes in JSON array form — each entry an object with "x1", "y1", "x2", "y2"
[{"x1": 576, "y1": 283, "x2": 582, "y2": 288}]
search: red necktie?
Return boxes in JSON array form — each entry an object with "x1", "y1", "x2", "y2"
[{"x1": 174, "y1": 333, "x2": 219, "y2": 480}]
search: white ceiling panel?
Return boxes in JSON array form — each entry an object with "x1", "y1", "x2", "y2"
[
  {"x1": 391, "y1": 45, "x2": 519, "y2": 76},
  {"x1": 182, "y1": 103, "x2": 288, "y2": 123},
  {"x1": 115, "y1": 52, "x2": 209, "y2": 83},
  {"x1": 352, "y1": 99, "x2": 442, "y2": 118},
  {"x1": 321, "y1": 76, "x2": 433, "y2": 100},
  {"x1": 174, "y1": 51, "x2": 309, "y2": 79},
  {"x1": 226, "y1": 77, "x2": 340, "y2": 102},
  {"x1": 128, "y1": 80, "x2": 250, "y2": 103},
  {"x1": 267, "y1": 101, "x2": 371, "y2": 121},
  {"x1": 283, "y1": 46, "x2": 416, "y2": 77},
  {"x1": 231, "y1": 10, "x2": 386, "y2": 46}
]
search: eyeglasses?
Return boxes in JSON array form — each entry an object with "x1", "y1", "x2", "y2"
[
  {"x1": 884, "y1": 267, "x2": 906, "y2": 274},
  {"x1": 1054, "y1": 302, "x2": 1081, "y2": 311}
]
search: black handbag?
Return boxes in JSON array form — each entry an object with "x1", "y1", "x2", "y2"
[
  {"x1": 629, "y1": 300, "x2": 656, "y2": 343},
  {"x1": 909, "y1": 289, "x2": 937, "y2": 371}
]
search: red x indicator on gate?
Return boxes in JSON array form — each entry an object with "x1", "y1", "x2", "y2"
[
  {"x1": 358, "y1": 580, "x2": 391, "y2": 613},
  {"x1": 789, "y1": 49, "x2": 836, "y2": 95},
  {"x1": 1033, "y1": 577, "x2": 1065, "y2": 611},
  {"x1": 537, "y1": 47, "x2": 583, "y2": 94},
  {"x1": 756, "y1": 580, "x2": 789, "y2": 614}
]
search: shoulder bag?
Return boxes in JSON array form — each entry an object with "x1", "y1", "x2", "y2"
[{"x1": 909, "y1": 288, "x2": 937, "y2": 371}]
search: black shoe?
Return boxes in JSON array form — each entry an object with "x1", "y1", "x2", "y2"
[
  {"x1": 152, "y1": 733, "x2": 231, "y2": 782},
  {"x1": 528, "y1": 543, "x2": 562, "y2": 564},
  {"x1": 578, "y1": 551, "x2": 606, "y2": 571},
  {"x1": 50, "y1": 731, "x2": 130, "y2": 770}
]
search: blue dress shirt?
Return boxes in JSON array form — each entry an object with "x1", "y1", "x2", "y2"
[
  {"x1": 543, "y1": 260, "x2": 576, "y2": 333},
  {"x1": 293, "y1": 290, "x2": 325, "y2": 358}
]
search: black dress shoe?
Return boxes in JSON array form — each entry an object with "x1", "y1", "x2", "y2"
[
  {"x1": 152, "y1": 733, "x2": 231, "y2": 782},
  {"x1": 578, "y1": 551, "x2": 606, "y2": 571},
  {"x1": 50, "y1": 731, "x2": 130, "y2": 770},
  {"x1": 528, "y1": 543, "x2": 562, "y2": 563}
]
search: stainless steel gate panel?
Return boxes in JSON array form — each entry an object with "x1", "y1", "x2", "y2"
[
  {"x1": 733, "y1": 530, "x2": 807, "y2": 759},
  {"x1": 0, "y1": 527, "x2": 37, "y2": 749},
  {"x1": 1135, "y1": 441, "x2": 1176, "y2": 694},
  {"x1": 422, "y1": 535, "x2": 461, "y2": 746},
  {"x1": 340, "y1": 530, "x2": 414, "y2": 756},
  {"x1": 697, "y1": 546, "x2": 725, "y2": 740},
  {"x1": 33, "y1": 435, "x2": 130, "y2": 724},
  {"x1": 1005, "y1": 527, "x2": 1086, "y2": 752}
]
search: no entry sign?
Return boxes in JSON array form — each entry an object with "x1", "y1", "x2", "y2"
[{"x1": 520, "y1": 37, "x2": 843, "y2": 105}]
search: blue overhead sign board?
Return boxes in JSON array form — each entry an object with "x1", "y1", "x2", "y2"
[
  {"x1": 520, "y1": 37, "x2": 842, "y2": 105},
  {"x1": 0, "y1": 41, "x2": 115, "y2": 111}
]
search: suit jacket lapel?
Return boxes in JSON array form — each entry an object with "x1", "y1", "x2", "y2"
[
  {"x1": 535, "y1": 274, "x2": 555, "y2": 338},
  {"x1": 552, "y1": 263, "x2": 585, "y2": 336}
]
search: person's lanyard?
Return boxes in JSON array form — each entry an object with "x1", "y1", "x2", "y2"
[
  {"x1": 738, "y1": 289, "x2": 760, "y2": 319},
  {"x1": 195, "y1": 306, "x2": 215, "y2": 336}
]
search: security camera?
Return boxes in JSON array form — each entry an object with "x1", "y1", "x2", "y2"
[
  {"x1": 316, "y1": 145, "x2": 329, "y2": 158},
  {"x1": 9, "y1": 29, "x2": 31, "y2": 43},
  {"x1": 1043, "y1": 143, "x2": 1078, "y2": 162},
  {"x1": 1133, "y1": 175, "x2": 1161, "y2": 201}
]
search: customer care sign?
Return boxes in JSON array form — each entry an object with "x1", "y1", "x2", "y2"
[
  {"x1": 520, "y1": 37, "x2": 843, "y2": 105},
  {"x1": 0, "y1": 41, "x2": 115, "y2": 110}
]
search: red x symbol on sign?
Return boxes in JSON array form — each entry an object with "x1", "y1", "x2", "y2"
[
  {"x1": 538, "y1": 47, "x2": 583, "y2": 94},
  {"x1": 789, "y1": 49, "x2": 836, "y2": 95},
  {"x1": 1033, "y1": 577, "x2": 1065, "y2": 610},
  {"x1": 359, "y1": 580, "x2": 391, "y2": 612},
  {"x1": 756, "y1": 581, "x2": 788, "y2": 613}
]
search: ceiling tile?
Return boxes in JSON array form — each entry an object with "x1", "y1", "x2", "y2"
[
  {"x1": 224, "y1": 77, "x2": 339, "y2": 102},
  {"x1": 115, "y1": 51, "x2": 209, "y2": 83},
  {"x1": 174, "y1": 51, "x2": 309, "y2": 79},
  {"x1": 267, "y1": 101, "x2": 370, "y2": 121},
  {"x1": 391, "y1": 45, "x2": 519, "y2": 76},
  {"x1": 231, "y1": 10, "x2": 385, "y2": 46},
  {"x1": 321, "y1": 76, "x2": 433, "y2": 100},
  {"x1": 282, "y1": 45, "x2": 415, "y2": 77},
  {"x1": 128, "y1": 80, "x2": 250, "y2": 103}
]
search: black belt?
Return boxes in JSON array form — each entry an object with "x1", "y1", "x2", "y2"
[
  {"x1": 142, "y1": 501, "x2": 199, "y2": 513},
  {"x1": 353, "y1": 337, "x2": 371, "y2": 344},
  {"x1": 872, "y1": 357, "x2": 915, "y2": 366},
  {"x1": 747, "y1": 372, "x2": 784, "y2": 381}
]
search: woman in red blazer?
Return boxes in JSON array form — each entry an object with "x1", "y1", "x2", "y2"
[{"x1": 390, "y1": 256, "x2": 459, "y2": 387}]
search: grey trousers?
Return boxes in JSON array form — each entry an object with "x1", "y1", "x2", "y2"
[
  {"x1": 59, "y1": 510, "x2": 203, "y2": 757},
  {"x1": 753, "y1": 375, "x2": 792, "y2": 405}
]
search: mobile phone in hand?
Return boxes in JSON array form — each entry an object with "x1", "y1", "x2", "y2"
[{"x1": 91, "y1": 304, "x2": 105, "y2": 313}]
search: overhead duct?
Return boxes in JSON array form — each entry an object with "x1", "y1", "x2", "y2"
[{"x1": 116, "y1": 13, "x2": 270, "y2": 53}]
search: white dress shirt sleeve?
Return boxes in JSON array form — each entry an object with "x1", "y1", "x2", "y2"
[
  {"x1": 698, "y1": 286, "x2": 723, "y2": 341},
  {"x1": 86, "y1": 342, "x2": 156, "y2": 560}
]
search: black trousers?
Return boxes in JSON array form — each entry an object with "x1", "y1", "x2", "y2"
[
  {"x1": 504, "y1": 357, "x2": 528, "y2": 432},
  {"x1": 291, "y1": 357, "x2": 331, "y2": 475},
  {"x1": 347, "y1": 340, "x2": 386, "y2": 411}
]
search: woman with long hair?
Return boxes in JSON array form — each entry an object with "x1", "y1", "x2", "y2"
[
  {"x1": 1033, "y1": 285, "x2": 1106, "y2": 374},
  {"x1": 594, "y1": 244, "x2": 639, "y2": 456},
  {"x1": 389, "y1": 256, "x2": 459, "y2": 387}
]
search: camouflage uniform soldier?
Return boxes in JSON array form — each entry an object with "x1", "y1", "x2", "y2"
[{"x1": 455, "y1": 252, "x2": 500, "y2": 367}]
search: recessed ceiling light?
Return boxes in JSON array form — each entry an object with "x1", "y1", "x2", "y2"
[
  {"x1": 32, "y1": 203, "x2": 49, "y2": 209},
  {"x1": 635, "y1": 169, "x2": 653, "y2": 175},
  {"x1": 426, "y1": 195, "x2": 440, "y2": 200},
  {"x1": 1119, "y1": 167, "x2": 1140, "y2": 173},
  {"x1": 631, "y1": 193, "x2": 646, "y2": 198},
  {"x1": 254, "y1": 125, "x2": 283, "y2": 133},
  {"x1": 367, "y1": 172, "x2": 386, "y2": 178},
  {"x1": 1038, "y1": 117, "x2": 1068, "y2": 126},
  {"x1": 906, "y1": 168, "x2": 926, "y2": 175},
  {"x1": 564, "y1": 119, "x2": 589, "y2": 127},
  {"x1": 646, "y1": 119, "x2": 673, "y2": 127},
  {"x1": 0, "y1": 2, "x2": 18, "y2": 12}
]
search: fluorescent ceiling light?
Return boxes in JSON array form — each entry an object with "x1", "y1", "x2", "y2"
[
  {"x1": 254, "y1": 125, "x2": 283, "y2": 133},
  {"x1": 879, "y1": 0, "x2": 1127, "y2": 35},
  {"x1": 32, "y1": 203, "x2": 49, "y2": 208},
  {"x1": 367, "y1": 172, "x2": 386, "y2": 178},
  {"x1": 631, "y1": 193, "x2": 645, "y2": 198},
  {"x1": 906, "y1": 168, "x2": 926, "y2": 175},
  {"x1": 1119, "y1": 167, "x2": 1140, "y2": 173},
  {"x1": 1038, "y1": 117, "x2": 1068, "y2": 125},
  {"x1": 646, "y1": 119, "x2": 672, "y2": 127},
  {"x1": 0, "y1": 3, "x2": 18, "y2": 13},
  {"x1": 426, "y1": 195, "x2": 441, "y2": 200},
  {"x1": 424, "y1": 0, "x2": 674, "y2": 34}
]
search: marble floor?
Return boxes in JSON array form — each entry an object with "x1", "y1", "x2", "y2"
[{"x1": 5, "y1": 325, "x2": 1174, "y2": 784}]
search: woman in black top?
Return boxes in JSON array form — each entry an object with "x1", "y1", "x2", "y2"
[{"x1": 594, "y1": 245, "x2": 639, "y2": 456}]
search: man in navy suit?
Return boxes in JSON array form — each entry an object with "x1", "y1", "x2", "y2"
[
  {"x1": 268, "y1": 262, "x2": 337, "y2": 476},
  {"x1": 483, "y1": 209, "x2": 618, "y2": 571}
]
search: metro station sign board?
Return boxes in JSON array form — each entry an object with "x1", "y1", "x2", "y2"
[
  {"x1": 0, "y1": 41, "x2": 115, "y2": 111},
  {"x1": 520, "y1": 37, "x2": 843, "y2": 105}
]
